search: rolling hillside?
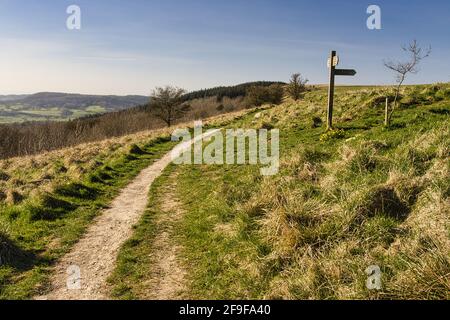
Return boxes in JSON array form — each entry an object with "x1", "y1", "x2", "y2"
[
  {"x1": 0, "y1": 92, "x2": 149, "y2": 123},
  {"x1": 0, "y1": 82, "x2": 282, "y2": 124},
  {"x1": 0, "y1": 83, "x2": 449, "y2": 300}
]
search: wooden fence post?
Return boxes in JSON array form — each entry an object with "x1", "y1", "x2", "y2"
[{"x1": 385, "y1": 97, "x2": 389, "y2": 127}]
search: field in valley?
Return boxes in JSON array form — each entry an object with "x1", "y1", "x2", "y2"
[
  {"x1": 0, "y1": 93, "x2": 149, "y2": 124},
  {"x1": 0, "y1": 104, "x2": 108, "y2": 123}
]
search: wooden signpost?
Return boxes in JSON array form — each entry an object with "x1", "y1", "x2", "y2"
[{"x1": 327, "y1": 51, "x2": 357, "y2": 129}]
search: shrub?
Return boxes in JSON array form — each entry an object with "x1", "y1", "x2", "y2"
[
  {"x1": 244, "y1": 84, "x2": 284, "y2": 107},
  {"x1": 285, "y1": 73, "x2": 308, "y2": 101}
]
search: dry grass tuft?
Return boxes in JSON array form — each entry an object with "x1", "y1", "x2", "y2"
[{"x1": 0, "y1": 109, "x2": 250, "y2": 206}]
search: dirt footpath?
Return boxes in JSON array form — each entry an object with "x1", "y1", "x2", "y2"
[{"x1": 37, "y1": 130, "x2": 217, "y2": 300}]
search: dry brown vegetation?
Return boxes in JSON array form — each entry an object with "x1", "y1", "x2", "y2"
[
  {"x1": 256, "y1": 125, "x2": 449, "y2": 299},
  {"x1": 180, "y1": 96, "x2": 246, "y2": 121},
  {"x1": 243, "y1": 85, "x2": 450, "y2": 299},
  {"x1": 0, "y1": 95, "x2": 247, "y2": 160},
  {"x1": 0, "y1": 109, "x2": 247, "y2": 207},
  {"x1": 0, "y1": 107, "x2": 165, "y2": 159}
]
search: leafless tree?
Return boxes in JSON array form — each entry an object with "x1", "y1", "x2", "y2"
[
  {"x1": 383, "y1": 40, "x2": 431, "y2": 126},
  {"x1": 149, "y1": 86, "x2": 186, "y2": 127},
  {"x1": 285, "y1": 73, "x2": 309, "y2": 101}
]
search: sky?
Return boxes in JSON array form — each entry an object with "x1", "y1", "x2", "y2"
[{"x1": 0, "y1": 0, "x2": 449, "y2": 95}]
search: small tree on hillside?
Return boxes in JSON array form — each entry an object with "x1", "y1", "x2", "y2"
[
  {"x1": 384, "y1": 40, "x2": 431, "y2": 127},
  {"x1": 149, "y1": 86, "x2": 186, "y2": 127},
  {"x1": 286, "y1": 73, "x2": 309, "y2": 101}
]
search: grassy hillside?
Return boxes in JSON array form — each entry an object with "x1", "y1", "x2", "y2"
[
  {"x1": 0, "y1": 97, "x2": 246, "y2": 160},
  {"x1": 0, "y1": 83, "x2": 279, "y2": 124},
  {"x1": 0, "y1": 111, "x2": 247, "y2": 299},
  {"x1": 0, "y1": 83, "x2": 448, "y2": 300},
  {"x1": 110, "y1": 83, "x2": 450, "y2": 300}
]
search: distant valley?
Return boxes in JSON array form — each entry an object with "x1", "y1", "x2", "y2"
[{"x1": 0, "y1": 92, "x2": 149, "y2": 123}]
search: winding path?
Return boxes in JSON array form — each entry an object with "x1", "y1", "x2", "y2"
[{"x1": 37, "y1": 130, "x2": 218, "y2": 300}]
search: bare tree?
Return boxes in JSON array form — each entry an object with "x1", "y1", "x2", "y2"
[
  {"x1": 149, "y1": 86, "x2": 186, "y2": 127},
  {"x1": 384, "y1": 40, "x2": 431, "y2": 127},
  {"x1": 285, "y1": 73, "x2": 309, "y2": 101}
]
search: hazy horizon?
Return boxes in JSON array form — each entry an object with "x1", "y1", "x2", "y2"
[
  {"x1": 1, "y1": 0, "x2": 449, "y2": 95},
  {"x1": 3, "y1": 82, "x2": 449, "y2": 98}
]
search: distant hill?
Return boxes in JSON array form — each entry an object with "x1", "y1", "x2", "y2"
[
  {"x1": 0, "y1": 83, "x2": 286, "y2": 123},
  {"x1": 0, "y1": 92, "x2": 149, "y2": 123},
  {"x1": 1, "y1": 92, "x2": 149, "y2": 109},
  {"x1": 0, "y1": 94, "x2": 28, "y2": 102}
]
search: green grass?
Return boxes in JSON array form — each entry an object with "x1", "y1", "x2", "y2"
[
  {"x1": 0, "y1": 135, "x2": 176, "y2": 299},
  {"x1": 107, "y1": 165, "x2": 176, "y2": 299},
  {"x1": 111, "y1": 83, "x2": 450, "y2": 300},
  {"x1": 175, "y1": 164, "x2": 269, "y2": 299},
  {"x1": 85, "y1": 105, "x2": 106, "y2": 113}
]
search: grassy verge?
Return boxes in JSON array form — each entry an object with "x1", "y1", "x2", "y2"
[
  {"x1": 176, "y1": 164, "x2": 270, "y2": 299},
  {"x1": 0, "y1": 135, "x2": 176, "y2": 299}
]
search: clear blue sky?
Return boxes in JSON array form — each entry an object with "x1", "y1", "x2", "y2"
[{"x1": 1, "y1": 0, "x2": 449, "y2": 95}]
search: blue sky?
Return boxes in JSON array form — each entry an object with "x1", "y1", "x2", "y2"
[{"x1": 0, "y1": 0, "x2": 449, "y2": 95}]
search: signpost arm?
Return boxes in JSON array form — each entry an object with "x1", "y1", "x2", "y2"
[{"x1": 327, "y1": 51, "x2": 336, "y2": 130}]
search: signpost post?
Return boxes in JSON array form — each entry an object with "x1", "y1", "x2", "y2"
[
  {"x1": 327, "y1": 51, "x2": 337, "y2": 130},
  {"x1": 326, "y1": 51, "x2": 357, "y2": 130}
]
